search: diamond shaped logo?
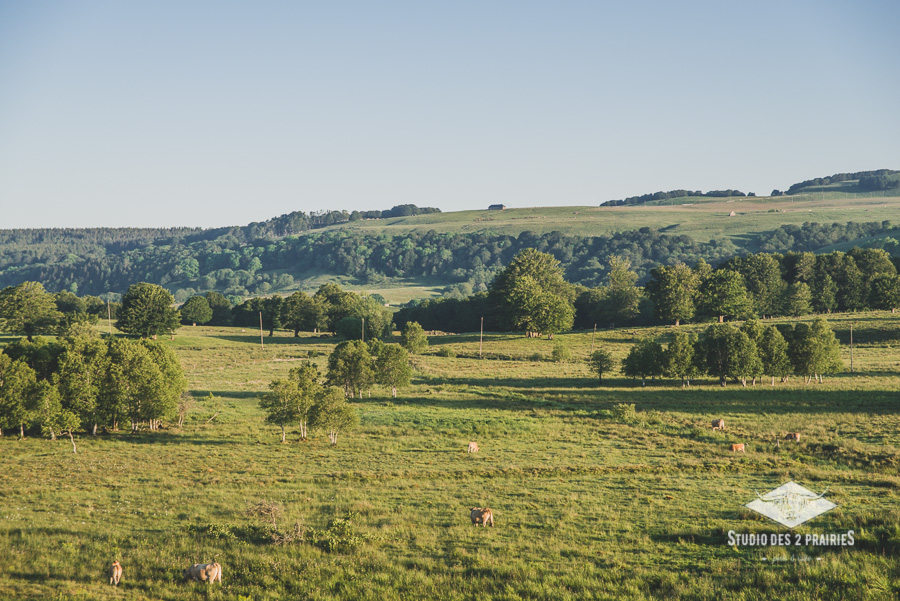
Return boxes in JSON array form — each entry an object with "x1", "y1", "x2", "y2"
[{"x1": 745, "y1": 481, "x2": 836, "y2": 529}]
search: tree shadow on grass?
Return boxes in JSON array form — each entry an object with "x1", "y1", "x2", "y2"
[
  {"x1": 390, "y1": 385, "x2": 900, "y2": 417},
  {"x1": 211, "y1": 334, "x2": 334, "y2": 346}
]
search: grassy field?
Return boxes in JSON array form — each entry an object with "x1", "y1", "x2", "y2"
[
  {"x1": 308, "y1": 193, "x2": 900, "y2": 246},
  {"x1": 2, "y1": 312, "x2": 900, "y2": 599}
]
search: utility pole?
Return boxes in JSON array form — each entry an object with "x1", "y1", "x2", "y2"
[
  {"x1": 479, "y1": 317, "x2": 484, "y2": 358},
  {"x1": 850, "y1": 322, "x2": 854, "y2": 373},
  {"x1": 259, "y1": 311, "x2": 265, "y2": 350}
]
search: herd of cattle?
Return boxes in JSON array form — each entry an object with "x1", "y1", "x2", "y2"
[
  {"x1": 104, "y1": 429, "x2": 798, "y2": 587},
  {"x1": 711, "y1": 419, "x2": 801, "y2": 452},
  {"x1": 108, "y1": 561, "x2": 222, "y2": 587}
]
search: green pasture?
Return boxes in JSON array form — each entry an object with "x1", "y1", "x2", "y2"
[
  {"x1": 2, "y1": 313, "x2": 900, "y2": 599},
  {"x1": 307, "y1": 194, "x2": 900, "y2": 246}
]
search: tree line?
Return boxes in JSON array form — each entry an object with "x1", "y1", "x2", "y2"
[
  {"x1": 396, "y1": 246, "x2": 900, "y2": 335},
  {"x1": 599, "y1": 318, "x2": 842, "y2": 388},
  {"x1": 602, "y1": 188, "x2": 749, "y2": 207}
]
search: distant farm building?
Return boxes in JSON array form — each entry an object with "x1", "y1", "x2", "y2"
[{"x1": 488, "y1": 204, "x2": 506, "y2": 210}]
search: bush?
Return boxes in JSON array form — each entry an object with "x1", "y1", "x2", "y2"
[
  {"x1": 551, "y1": 343, "x2": 572, "y2": 363},
  {"x1": 611, "y1": 403, "x2": 637, "y2": 422},
  {"x1": 435, "y1": 347, "x2": 456, "y2": 358}
]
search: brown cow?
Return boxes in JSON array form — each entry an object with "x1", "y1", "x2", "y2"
[
  {"x1": 784, "y1": 433, "x2": 801, "y2": 442},
  {"x1": 711, "y1": 419, "x2": 725, "y2": 431},
  {"x1": 469, "y1": 507, "x2": 494, "y2": 527},
  {"x1": 108, "y1": 560, "x2": 122, "y2": 586},
  {"x1": 731, "y1": 443, "x2": 745, "y2": 453},
  {"x1": 183, "y1": 562, "x2": 223, "y2": 584},
  {"x1": 467, "y1": 441, "x2": 479, "y2": 453}
]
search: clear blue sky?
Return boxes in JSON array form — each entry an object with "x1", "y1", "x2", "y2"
[{"x1": 1, "y1": 0, "x2": 898, "y2": 228}]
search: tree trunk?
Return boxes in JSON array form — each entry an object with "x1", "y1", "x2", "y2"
[
  {"x1": 681, "y1": 376, "x2": 685, "y2": 388},
  {"x1": 281, "y1": 425, "x2": 286, "y2": 443},
  {"x1": 771, "y1": 376, "x2": 775, "y2": 386},
  {"x1": 68, "y1": 431, "x2": 77, "y2": 454},
  {"x1": 20, "y1": 423, "x2": 25, "y2": 438},
  {"x1": 675, "y1": 319, "x2": 680, "y2": 327},
  {"x1": 392, "y1": 386, "x2": 397, "y2": 397},
  {"x1": 49, "y1": 428, "x2": 56, "y2": 440},
  {"x1": 92, "y1": 423, "x2": 98, "y2": 436},
  {"x1": 720, "y1": 377, "x2": 727, "y2": 387},
  {"x1": 718, "y1": 315, "x2": 724, "y2": 323}
]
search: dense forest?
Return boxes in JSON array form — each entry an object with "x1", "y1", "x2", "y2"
[{"x1": 1, "y1": 219, "x2": 896, "y2": 303}]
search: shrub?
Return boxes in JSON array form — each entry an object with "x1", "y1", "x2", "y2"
[
  {"x1": 435, "y1": 347, "x2": 456, "y2": 358},
  {"x1": 551, "y1": 343, "x2": 571, "y2": 363}
]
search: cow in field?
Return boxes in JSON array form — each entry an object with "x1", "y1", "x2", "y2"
[
  {"x1": 183, "y1": 562, "x2": 222, "y2": 584},
  {"x1": 467, "y1": 441, "x2": 479, "y2": 453},
  {"x1": 108, "y1": 560, "x2": 122, "y2": 586},
  {"x1": 711, "y1": 419, "x2": 725, "y2": 431},
  {"x1": 784, "y1": 433, "x2": 801, "y2": 442},
  {"x1": 470, "y1": 507, "x2": 494, "y2": 527},
  {"x1": 731, "y1": 443, "x2": 745, "y2": 452}
]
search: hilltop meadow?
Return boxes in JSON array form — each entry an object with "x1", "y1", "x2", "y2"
[{"x1": 2, "y1": 310, "x2": 900, "y2": 600}]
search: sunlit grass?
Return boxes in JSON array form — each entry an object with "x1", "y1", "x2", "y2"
[{"x1": 2, "y1": 314, "x2": 900, "y2": 599}]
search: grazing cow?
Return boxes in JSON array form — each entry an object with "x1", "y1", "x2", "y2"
[
  {"x1": 108, "y1": 560, "x2": 122, "y2": 586},
  {"x1": 467, "y1": 441, "x2": 479, "y2": 453},
  {"x1": 183, "y1": 562, "x2": 223, "y2": 584},
  {"x1": 469, "y1": 507, "x2": 494, "y2": 527},
  {"x1": 784, "y1": 433, "x2": 801, "y2": 442},
  {"x1": 731, "y1": 443, "x2": 745, "y2": 453},
  {"x1": 711, "y1": 419, "x2": 725, "y2": 431}
]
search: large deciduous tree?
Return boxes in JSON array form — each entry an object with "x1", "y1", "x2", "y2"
[
  {"x1": 180, "y1": 296, "x2": 213, "y2": 326},
  {"x1": 664, "y1": 331, "x2": 699, "y2": 387},
  {"x1": 621, "y1": 338, "x2": 664, "y2": 386},
  {"x1": 0, "y1": 356, "x2": 38, "y2": 437},
  {"x1": 645, "y1": 263, "x2": 699, "y2": 326},
  {"x1": 488, "y1": 249, "x2": 575, "y2": 337},
  {"x1": 698, "y1": 270, "x2": 753, "y2": 323},
  {"x1": 116, "y1": 283, "x2": 180, "y2": 337},
  {"x1": 0, "y1": 282, "x2": 63, "y2": 341},
  {"x1": 400, "y1": 321, "x2": 428, "y2": 354},
  {"x1": 281, "y1": 291, "x2": 325, "y2": 336}
]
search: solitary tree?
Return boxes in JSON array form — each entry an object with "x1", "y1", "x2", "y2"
[
  {"x1": 309, "y1": 387, "x2": 359, "y2": 446},
  {"x1": 374, "y1": 344, "x2": 412, "y2": 397},
  {"x1": 588, "y1": 348, "x2": 615, "y2": 384},
  {"x1": 116, "y1": 283, "x2": 180, "y2": 338},
  {"x1": 400, "y1": 321, "x2": 429, "y2": 354}
]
